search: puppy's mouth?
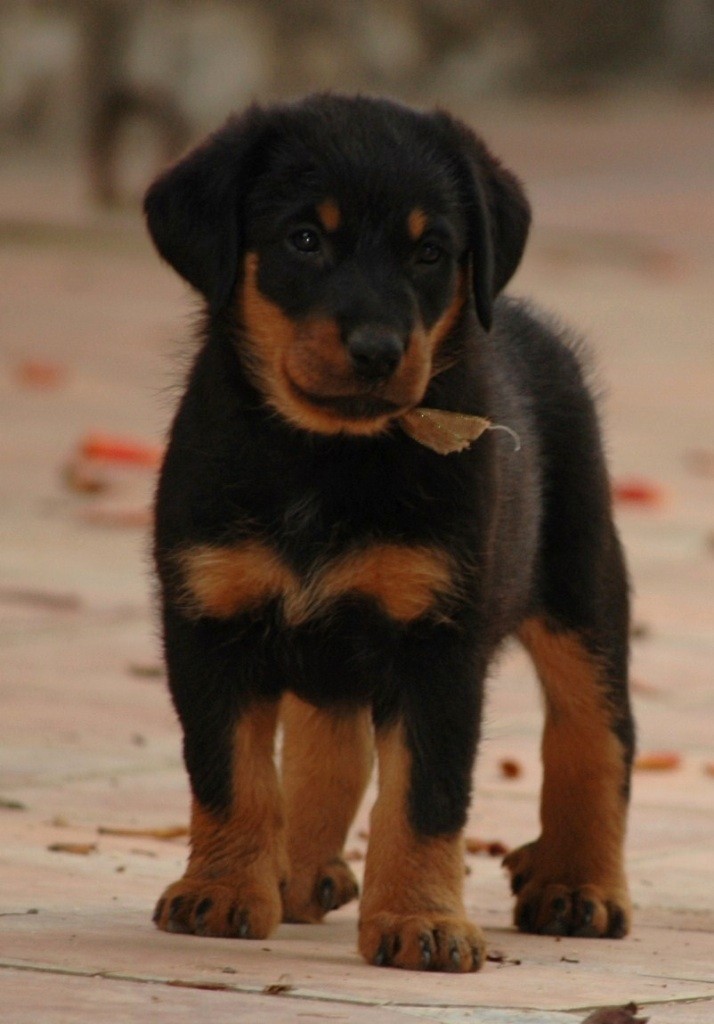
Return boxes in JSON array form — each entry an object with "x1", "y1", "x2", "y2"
[{"x1": 286, "y1": 377, "x2": 405, "y2": 422}]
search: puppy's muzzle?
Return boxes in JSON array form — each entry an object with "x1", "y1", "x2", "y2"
[{"x1": 346, "y1": 327, "x2": 405, "y2": 382}]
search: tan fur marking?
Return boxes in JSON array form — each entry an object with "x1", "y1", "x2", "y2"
[
  {"x1": 240, "y1": 254, "x2": 464, "y2": 436},
  {"x1": 317, "y1": 198, "x2": 341, "y2": 232},
  {"x1": 191, "y1": 704, "x2": 285, "y2": 872},
  {"x1": 281, "y1": 695, "x2": 373, "y2": 922},
  {"x1": 178, "y1": 541, "x2": 296, "y2": 619},
  {"x1": 419, "y1": 268, "x2": 467, "y2": 362},
  {"x1": 363, "y1": 724, "x2": 465, "y2": 915},
  {"x1": 315, "y1": 544, "x2": 455, "y2": 624},
  {"x1": 154, "y1": 703, "x2": 287, "y2": 939},
  {"x1": 407, "y1": 207, "x2": 428, "y2": 241},
  {"x1": 241, "y1": 253, "x2": 393, "y2": 435},
  {"x1": 179, "y1": 540, "x2": 455, "y2": 625},
  {"x1": 358, "y1": 723, "x2": 485, "y2": 970},
  {"x1": 519, "y1": 618, "x2": 629, "y2": 886}
]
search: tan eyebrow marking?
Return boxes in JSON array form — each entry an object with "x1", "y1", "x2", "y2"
[
  {"x1": 317, "y1": 198, "x2": 341, "y2": 232},
  {"x1": 407, "y1": 208, "x2": 428, "y2": 241}
]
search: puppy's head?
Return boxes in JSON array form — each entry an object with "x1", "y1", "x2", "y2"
[{"x1": 145, "y1": 95, "x2": 530, "y2": 436}]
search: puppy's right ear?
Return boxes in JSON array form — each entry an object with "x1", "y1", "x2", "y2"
[{"x1": 144, "y1": 106, "x2": 268, "y2": 310}]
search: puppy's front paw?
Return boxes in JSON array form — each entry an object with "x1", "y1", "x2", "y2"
[
  {"x1": 282, "y1": 855, "x2": 359, "y2": 923},
  {"x1": 359, "y1": 912, "x2": 485, "y2": 972},
  {"x1": 504, "y1": 841, "x2": 631, "y2": 938},
  {"x1": 153, "y1": 871, "x2": 282, "y2": 939}
]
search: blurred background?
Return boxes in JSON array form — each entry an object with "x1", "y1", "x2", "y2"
[{"x1": 1, "y1": 0, "x2": 713, "y2": 206}]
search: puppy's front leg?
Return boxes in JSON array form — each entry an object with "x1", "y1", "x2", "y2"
[
  {"x1": 359, "y1": 723, "x2": 485, "y2": 972},
  {"x1": 359, "y1": 634, "x2": 487, "y2": 972},
  {"x1": 153, "y1": 613, "x2": 288, "y2": 940}
]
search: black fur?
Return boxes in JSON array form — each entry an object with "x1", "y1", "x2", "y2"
[{"x1": 147, "y1": 94, "x2": 633, "y2": 843}]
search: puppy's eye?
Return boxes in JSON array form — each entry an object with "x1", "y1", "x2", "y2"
[
  {"x1": 415, "y1": 240, "x2": 444, "y2": 265},
  {"x1": 290, "y1": 228, "x2": 321, "y2": 254}
]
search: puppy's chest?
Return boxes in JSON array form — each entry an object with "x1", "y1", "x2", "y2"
[{"x1": 175, "y1": 490, "x2": 459, "y2": 628}]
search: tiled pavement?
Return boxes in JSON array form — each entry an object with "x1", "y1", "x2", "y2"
[{"x1": 1, "y1": 94, "x2": 712, "y2": 1022}]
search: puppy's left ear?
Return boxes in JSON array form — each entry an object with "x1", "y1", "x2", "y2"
[
  {"x1": 144, "y1": 105, "x2": 269, "y2": 310},
  {"x1": 434, "y1": 114, "x2": 531, "y2": 331}
]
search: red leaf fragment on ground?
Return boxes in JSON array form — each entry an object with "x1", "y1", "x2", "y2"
[
  {"x1": 612, "y1": 478, "x2": 665, "y2": 507},
  {"x1": 465, "y1": 836, "x2": 510, "y2": 857},
  {"x1": 79, "y1": 432, "x2": 164, "y2": 469},
  {"x1": 499, "y1": 758, "x2": 523, "y2": 779},
  {"x1": 580, "y1": 1002, "x2": 648, "y2": 1024},
  {"x1": 15, "y1": 360, "x2": 68, "y2": 389},
  {"x1": 634, "y1": 751, "x2": 681, "y2": 771}
]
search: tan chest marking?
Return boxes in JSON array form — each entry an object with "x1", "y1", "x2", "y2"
[
  {"x1": 178, "y1": 541, "x2": 455, "y2": 625},
  {"x1": 177, "y1": 541, "x2": 295, "y2": 620},
  {"x1": 314, "y1": 544, "x2": 454, "y2": 623}
]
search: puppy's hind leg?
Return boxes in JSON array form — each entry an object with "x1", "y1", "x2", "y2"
[
  {"x1": 280, "y1": 695, "x2": 373, "y2": 923},
  {"x1": 505, "y1": 528, "x2": 635, "y2": 938}
]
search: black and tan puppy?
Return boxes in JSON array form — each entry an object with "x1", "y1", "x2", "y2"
[{"x1": 145, "y1": 94, "x2": 634, "y2": 972}]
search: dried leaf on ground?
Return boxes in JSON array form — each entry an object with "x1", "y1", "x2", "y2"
[
  {"x1": 0, "y1": 798, "x2": 27, "y2": 811},
  {"x1": 127, "y1": 662, "x2": 164, "y2": 679},
  {"x1": 48, "y1": 842, "x2": 97, "y2": 855},
  {"x1": 580, "y1": 1002, "x2": 648, "y2": 1024},
  {"x1": 168, "y1": 980, "x2": 231, "y2": 992},
  {"x1": 98, "y1": 825, "x2": 188, "y2": 840},
  {"x1": 263, "y1": 975, "x2": 293, "y2": 995},
  {"x1": 486, "y1": 950, "x2": 522, "y2": 965},
  {"x1": 499, "y1": 758, "x2": 523, "y2": 779},
  {"x1": 62, "y1": 458, "x2": 110, "y2": 494},
  {"x1": 465, "y1": 836, "x2": 510, "y2": 857}
]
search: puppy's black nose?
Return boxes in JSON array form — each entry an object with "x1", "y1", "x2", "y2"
[{"x1": 346, "y1": 327, "x2": 404, "y2": 381}]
